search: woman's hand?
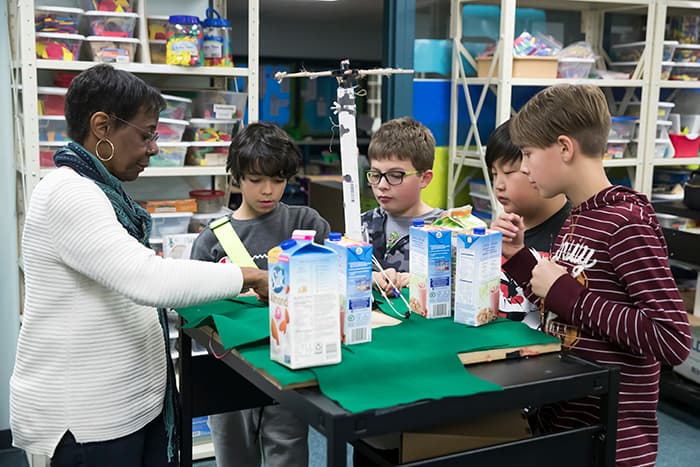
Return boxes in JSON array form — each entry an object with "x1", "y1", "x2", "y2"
[
  {"x1": 530, "y1": 259, "x2": 568, "y2": 299},
  {"x1": 240, "y1": 268, "x2": 269, "y2": 301}
]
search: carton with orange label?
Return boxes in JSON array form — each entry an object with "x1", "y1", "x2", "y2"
[{"x1": 268, "y1": 231, "x2": 341, "y2": 369}]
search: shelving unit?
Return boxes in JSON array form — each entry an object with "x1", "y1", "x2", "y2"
[
  {"x1": 11, "y1": 0, "x2": 259, "y2": 203},
  {"x1": 641, "y1": 0, "x2": 700, "y2": 195},
  {"x1": 447, "y1": 0, "x2": 657, "y2": 209}
]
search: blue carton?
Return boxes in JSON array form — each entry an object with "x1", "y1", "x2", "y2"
[
  {"x1": 325, "y1": 235, "x2": 373, "y2": 345},
  {"x1": 409, "y1": 225, "x2": 452, "y2": 319}
]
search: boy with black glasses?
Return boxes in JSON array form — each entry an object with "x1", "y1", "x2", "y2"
[{"x1": 361, "y1": 117, "x2": 443, "y2": 294}]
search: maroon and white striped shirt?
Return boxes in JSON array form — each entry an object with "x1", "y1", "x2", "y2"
[{"x1": 504, "y1": 186, "x2": 691, "y2": 467}]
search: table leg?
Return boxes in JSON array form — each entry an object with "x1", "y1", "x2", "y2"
[
  {"x1": 599, "y1": 367, "x2": 620, "y2": 467},
  {"x1": 325, "y1": 430, "x2": 347, "y2": 467}
]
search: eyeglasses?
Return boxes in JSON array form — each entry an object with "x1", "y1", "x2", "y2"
[
  {"x1": 110, "y1": 114, "x2": 159, "y2": 144},
  {"x1": 366, "y1": 170, "x2": 420, "y2": 186}
]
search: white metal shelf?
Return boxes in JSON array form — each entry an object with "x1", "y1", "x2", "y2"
[
  {"x1": 658, "y1": 80, "x2": 700, "y2": 89},
  {"x1": 37, "y1": 60, "x2": 252, "y2": 78},
  {"x1": 448, "y1": 0, "x2": 657, "y2": 209},
  {"x1": 37, "y1": 166, "x2": 228, "y2": 178},
  {"x1": 650, "y1": 157, "x2": 700, "y2": 167},
  {"x1": 462, "y1": 77, "x2": 644, "y2": 87}
]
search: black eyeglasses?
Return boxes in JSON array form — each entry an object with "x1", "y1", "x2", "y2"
[
  {"x1": 110, "y1": 114, "x2": 159, "y2": 144},
  {"x1": 366, "y1": 170, "x2": 419, "y2": 186}
]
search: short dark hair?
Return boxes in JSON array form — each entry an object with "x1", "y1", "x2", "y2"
[
  {"x1": 368, "y1": 117, "x2": 435, "y2": 172},
  {"x1": 485, "y1": 120, "x2": 521, "y2": 171},
  {"x1": 227, "y1": 122, "x2": 301, "y2": 184},
  {"x1": 65, "y1": 64, "x2": 165, "y2": 143}
]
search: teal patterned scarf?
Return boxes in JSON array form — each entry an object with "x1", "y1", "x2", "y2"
[{"x1": 53, "y1": 142, "x2": 179, "y2": 463}]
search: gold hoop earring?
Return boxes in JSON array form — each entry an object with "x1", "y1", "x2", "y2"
[{"x1": 95, "y1": 138, "x2": 115, "y2": 162}]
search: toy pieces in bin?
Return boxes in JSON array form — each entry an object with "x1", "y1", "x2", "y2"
[
  {"x1": 84, "y1": 11, "x2": 138, "y2": 38},
  {"x1": 82, "y1": 0, "x2": 135, "y2": 13},
  {"x1": 160, "y1": 94, "x2": 193, "y2": 120},
  {"x1": 186, "y1": 118, "x2": 240, "y2": 142},
  {"x1": 34, "y1": 7, "x2": 83, "y2": 34},
  {"x1": 85, "y1": 36, "x2": 139, "y2": 63},
  {"x1": 36, "y1": 32, "x2": 84, "y2": 61},
  {"x1": 147, "y1": 15, "x2": 169, "y2": 40},
  {"x1": 37, "y1": 87, "x2": 68, "y2": 116},
  {"x1": 186, "y1": 145, "x2": 228, "y2": 167},
  {"x1": 166, "y1": 15, "x2": 203, "y2": 67},
  {"x1": 193, "y1": 91, "x2": 247, "y2": 120}
]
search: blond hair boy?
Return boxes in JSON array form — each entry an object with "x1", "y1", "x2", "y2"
[{"x1": 503, "y1": 84, "x2": 690, "y2": 466}]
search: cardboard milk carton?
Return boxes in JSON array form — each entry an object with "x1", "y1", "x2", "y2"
[
  {"x1": 454, "y1": 227, "x2": 502, "y2": 326},
  {"x1": 268, "y1": 231, "x2": 341, "y2": 369},
  {"x1": 409, "y1": 222, "x2": 452, "y2": 318},
  {"x1": 325, "y1": 233, "x2": 373, "y2": 344}
]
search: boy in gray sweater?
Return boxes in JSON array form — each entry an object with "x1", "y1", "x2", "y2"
[{"x1": 191, "y1": 122, "x2": 330, "y2": 467}]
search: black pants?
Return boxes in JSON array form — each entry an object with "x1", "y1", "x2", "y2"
[{"x1": 51, "y1": 414, "x2": 173, "y2": 467}]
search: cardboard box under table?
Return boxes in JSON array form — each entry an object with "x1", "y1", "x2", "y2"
[{"x1": 175, "y1": 295, "x2": 620, "y2": 467}]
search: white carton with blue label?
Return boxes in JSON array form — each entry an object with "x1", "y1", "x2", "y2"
[
  {"x1": 268, "y1": 230, "x2": 341, "y2": 369},
  {"x1": 325, "y1": 233, "x2": 373, "y2": 345},
  {"x1": 409, "y1": 220, "x2": 452, "y2": 318},
  {"x1": 454, "y1": 227, "x2": 502, "y2": 326}
]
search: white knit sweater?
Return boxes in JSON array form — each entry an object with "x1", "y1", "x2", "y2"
[{"x1": 11, "y1": 168, "x2": 245, "y2": 456}]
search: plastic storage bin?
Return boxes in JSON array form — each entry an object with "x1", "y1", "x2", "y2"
[
  {"x1": 610, "y1": 41, "x2": 677, "y2": 62},
  {"x1": 149, "y1": 40, "x2": 166, "y2": 63},
  {"x1": 669, "y1": 133, "x2": 700, "y2": 158},
  {"x1": 35, "y1": 6, "x2": 83, "y2": 34},
  {"x1": 623, "y1": 102, "x2": 675, "y2": 121},
  {"x1": 609, "y1": 61, "x2": 674, "y2": 80},
  {"x1": 37, "y1": 86, "x2": 68, "y2": 116},
  {"x1": 605, "y1": 139, "x2": 630, "y2": 159},
  {"x1": 150, "y1": 142, "x2": 188, "y2": 167},
  {"x1": 189, "y1": 189, "x2": 225, "y2": 213},
  {"x1": 147, "y1": 15, "x2": 169, "y2": 40},
  {"x1": 185, "y1": 143, "x2": 228, "y2": 166},
  {"x1": 670, "y1": 62, "x2": 700, "y2": 80},
  {"x1": 630, "y1": 139, "x2": 673, "y2": 159},
  {"x1": 150, "y1": 212, "x2": 193, "y2": 239},
  {"x1": 187, "y1": 118, "x2": 238, "y2": 142},
  {"x1": 680, "y1": 114, "x2": 700, "y2": 135},
  {"x1": 633, "y1": 120, "x2": 672, "y2": 140},
  {"x1": 81, "y1": 0, "x2": 136, "y2": 13},
  {"x1": 35, "y1": 32, "x2": 83, "y2": 60},
  {"x1": 160, "y1": 94, "x2": 192, "y2": 120},
  {"x1": 557, "y1": 58, "x2": 595, "y2": 79},
  {"x1": 193, "y1": 91, "x2": 247, "y2": 120},
  {"x1": 38, "y1": 116, "x2": 69, "y2": 142},
  {"x1": 673, "y1": 44, "x2": 700, "y2": 63},
  {"x1": 85, "y1": 36, "x2": 139, "y2": 63},
  {"x1": 609, "y1": 116, "x2": 637, "y2": 139},
  {"x1": 84, "y1": 11, "x2": 138, "y2": 38},
  {"x1": 39, "y1": 142, "x2": 63, "y2": 168},
  {"x1": 157, "y1": 118, "x2": 188, "y2": 142}
]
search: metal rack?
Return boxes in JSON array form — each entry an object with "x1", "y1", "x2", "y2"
[
  {"x1": 447, "y1": 0, "x2": 657, "y2": 209},
  {"x1": 10, "y1": 0, "x2": 259, "y2": 203}
]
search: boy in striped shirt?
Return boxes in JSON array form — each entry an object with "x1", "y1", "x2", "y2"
[{"x1": 503, "y1": 84, "x2": 691, "y2": 466}]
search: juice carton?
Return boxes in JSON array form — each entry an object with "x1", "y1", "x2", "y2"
[
  {"x1": 268, "y1": 232, "x2": 341, "y2": 369},
  {"x1": 409, "y1": 222, "x2": 452, "y2": 318},
  {"x1": 454, "y1": 227, "x2": 502, "y2": 326},
  {"x1": 325, "y1": 233, "x2": 373, "y2": 344},
  {"x1": 431, "y1": 206, "x2": 487, "y2": 308}
]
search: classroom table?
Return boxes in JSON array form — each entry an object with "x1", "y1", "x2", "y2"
[{"x1": 179, "y1": 326, "x2": 619, "y2": 467}]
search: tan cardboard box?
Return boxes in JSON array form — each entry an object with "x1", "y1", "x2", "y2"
[
  {"x1": 477, "y1": 56, "x2": 558, "y2": 79},
  {"x1": 399, "y1": 410, "x2": 531, "y2": 463}
]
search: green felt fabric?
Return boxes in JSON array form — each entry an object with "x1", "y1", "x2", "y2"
[
  {"x1": 178, "y1": 296, "x2": 268, "y2": 349},
  {"x1": 175, "y1": 295, "x2": 560, "y2": 413},
  {"x1": 372, "y1": 288, "x2": 410, "y2": 318}
]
